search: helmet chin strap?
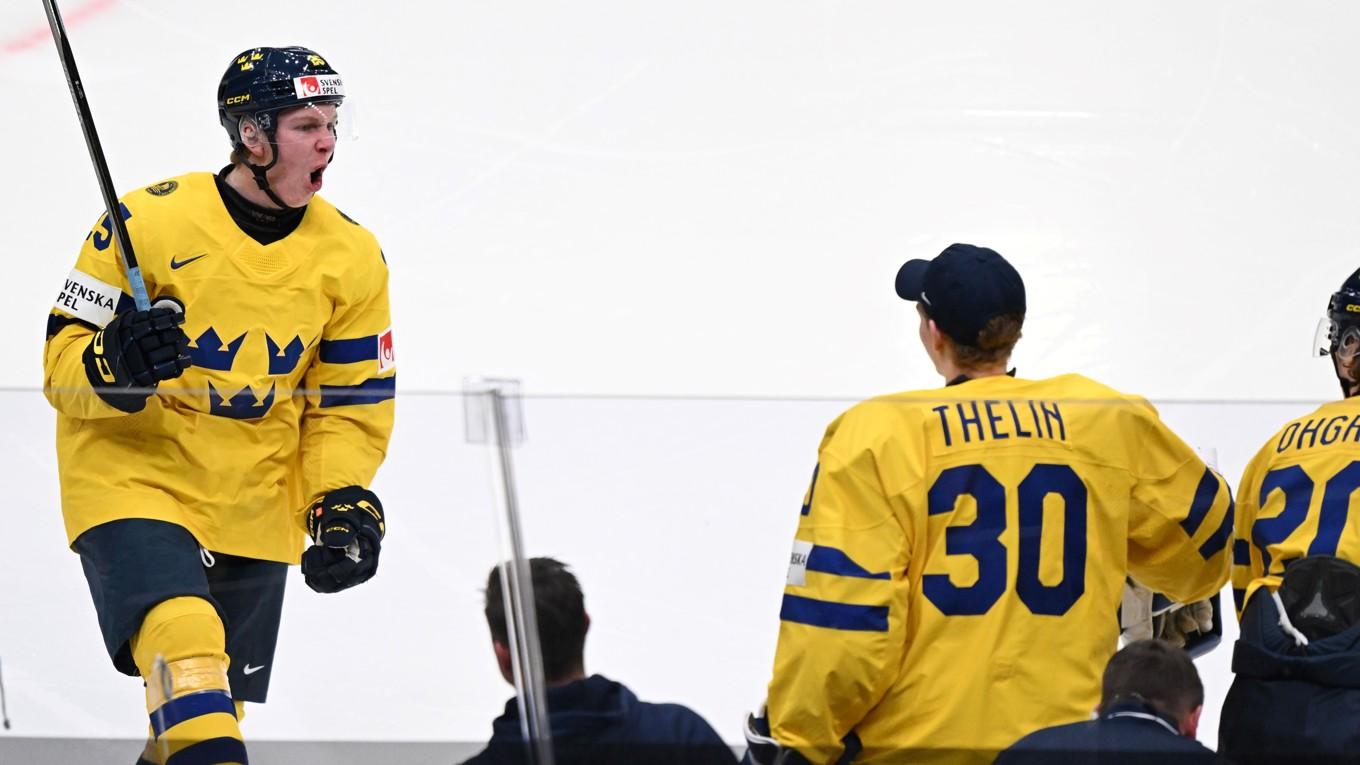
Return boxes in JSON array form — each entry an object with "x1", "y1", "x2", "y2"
[
  {"x1": 241, "y1": 134, "x2": 336, "y2": 212},
  {"x1": 244, "y1": 133, "x2": 299, "y2": 212}
]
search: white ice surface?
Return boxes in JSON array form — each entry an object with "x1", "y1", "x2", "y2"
[{"x1": 0, "y1": 0, "x2": 1354, "y2": 751}]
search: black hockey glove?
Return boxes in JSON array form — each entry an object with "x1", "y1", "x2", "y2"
[
  {"x1": 82, "y1": 304, "x2": 192, "y2": 413},
  {"x1": 302, "y1": 486, "x2": 385, "y2": 594}
]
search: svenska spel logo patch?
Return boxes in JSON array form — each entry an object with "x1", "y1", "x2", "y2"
[
  {"x1": 54, "y1": 268, "x2": 120, "y2": 328},
  {"x1": 293, "y1": 75, "x2": 344, "y2": 99},
  {"x1": 377, "y1": 328, "x2": 395, "y2": 373},
  {"x1": 786, "y1": 539, "x2": 813, "y2": 587}
]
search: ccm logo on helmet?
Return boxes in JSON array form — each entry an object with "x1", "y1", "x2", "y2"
[
  {"x1": 1347, "y1": 304, "x2": 1360, "y2": 313},
  {"x1": 225, "y1": 94, "x2": 251, "y2": 105},
  {"x1": 293, "y1": 75, "x2": 344, "y2": 99}
]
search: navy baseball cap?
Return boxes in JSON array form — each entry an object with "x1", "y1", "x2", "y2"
[{"x1": 895, "y1": 243, "x2": 1026, "y2": 346}]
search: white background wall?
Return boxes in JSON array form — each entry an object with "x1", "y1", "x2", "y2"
[{"x1": 1, "y1": 0, "x2": 1354, "y2": 753}]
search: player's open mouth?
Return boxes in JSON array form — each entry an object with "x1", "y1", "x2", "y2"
[{"x1": 308, "y1": 167, "x2": 325, "y2": 190}]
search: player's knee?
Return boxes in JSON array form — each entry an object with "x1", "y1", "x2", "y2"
[
  {"x1": 131, "y1": 596, "x2": 228, "y2": 674},
  {"x1": 130, "y1": 596, "x2": 232, "y2": 714}
]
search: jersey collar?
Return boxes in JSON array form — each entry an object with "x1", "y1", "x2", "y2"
[{"x1": 946, "y1": 368, "x2": 1018, "y2": 387}]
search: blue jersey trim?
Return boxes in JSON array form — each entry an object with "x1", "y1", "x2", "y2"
[
  {"x1": 46, "y1": 312, "x2": 98, "y2": 340},
  {"x1": 319, "y1": 375, "x2": 395, "y2": 408},
  {"x1": 1179, "y1": 468, "x2": 1220, "y2": 537},
  {"x1": 1233, "y1": 539, "x2": 1251, "y2": 566},
  {"x1": 779, "y1": 594, "x2": 888, "y2": 632},
  {"x1": 149, "y1": 690, "x2": 234, "y2": 737},
  {"x1": 1197, "y1": 494, "x2": 1235, "y2": 560},
  {"x1": 807, "y1": 546, "x2": 890, "y2": 580},
  {"x1": 319, "y1": 335, "x2": 378, "y2": 364}
]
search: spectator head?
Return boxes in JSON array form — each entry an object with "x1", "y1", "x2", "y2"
[
  {"x1": 1099, "y1": 639, "x2": 1205, "y2": 737},
  {"x1": 484, "y1": 557, "x2": 590, "y2": 686}
]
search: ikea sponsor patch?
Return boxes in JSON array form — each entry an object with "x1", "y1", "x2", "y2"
[
  {"x1": 54, "y1": 269, "x2": 120, "y2": 327},
  {"x1": 294, "y1": 74, "x2": 344, "y2": 99},
  {"x1": 786, "y1": 539, "x2": 813, "y2": 587},
  {"x1": 377, "y1": 327, "x2": 395, "y2": 373}
]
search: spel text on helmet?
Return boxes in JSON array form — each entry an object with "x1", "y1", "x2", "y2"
[{"x1": 292, "y1": 75, "x2": 344, "y2": 100}]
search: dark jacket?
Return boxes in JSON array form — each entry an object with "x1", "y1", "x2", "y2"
[
  {"x1": 1219, "y1": 592, "x2": 1360, "y2": 765},
  {"x1": 995, "y1": 700, "x2": 1224, "y2": 765},
  {"x1": 461, "y1": 674, "x2": 738, "y2": 765}
]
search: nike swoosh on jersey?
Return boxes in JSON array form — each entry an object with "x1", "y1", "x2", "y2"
[
  {"x1": 170, "y1": 254, "x2": 208, "y2": 270},
  {"x1": 242, "y1": 664, "x2": 266, "y2": 675}
]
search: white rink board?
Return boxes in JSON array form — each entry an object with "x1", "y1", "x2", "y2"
[
  {"x1": 0, "y1": 0, "x2": 1352, "y2": 753},
  {"x1": 0, "y1": 389, "x2": 1322, "y2": 749}
]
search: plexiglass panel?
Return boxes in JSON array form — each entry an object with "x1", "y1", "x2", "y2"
[{"x1": 0, "y1": 388, "x2": 1329, "y2": 761}]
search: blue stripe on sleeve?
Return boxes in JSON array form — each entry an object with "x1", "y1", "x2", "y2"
[
  {"x1": 1197, "y1": 494, "x2": 1235, "y2": 560},
  {"x1": 806, "y1": 546, "x2": 890, "y2": 580},
  {"x1": 319, "y1": 375, "x2": 395, "y2": 408},
  {"x1": 149, "y1": 690, "x2": 235, "y2": 738},
  {"x1": 779, "y1": 594, "x2": 888, "y2": 632},
  {"x1": 1179, "y1": 468, "x2": 1221, "y2": 537},
  {"x1": 46, "y1": 313, "x2": 97, "y2": 339},
  {"x1": 1232, "y1": 588, "x2": 1245, "y2": 613},
  {"x1": 1233, "y1": 539, "x2": 1251, "y2": 566},
  {"x1": 319, "y1": 335, "x2": 378, "y2": 364}
]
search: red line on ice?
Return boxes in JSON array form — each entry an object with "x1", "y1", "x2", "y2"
[{"x1": 2, "y1": 0, "x2": 119, "y2": 56}]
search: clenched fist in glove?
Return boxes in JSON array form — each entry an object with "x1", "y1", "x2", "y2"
[
  {"x1": 82, "y1": 302, "x2": 192, "y2": 413},
  {"x1": 302, "y1": 486, "x2": 385, "y2": 594}
]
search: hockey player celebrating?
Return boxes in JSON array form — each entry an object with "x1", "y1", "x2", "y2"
[
  {"x1": 746, "y1": 244, "x2": 1231, "y2": 764},
  {"x1": 43, "y1": 47, "x2": 394, "y2": 764},
  {"x1": 1217, "y1": 268, "x2": 1360, "y2": 762}
]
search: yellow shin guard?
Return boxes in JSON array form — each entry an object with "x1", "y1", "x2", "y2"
[{"x1": 131, "y1": 597, "x2": 247, "y2": 765}]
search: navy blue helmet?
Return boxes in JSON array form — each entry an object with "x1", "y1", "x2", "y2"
[{"x1": 217, "y1": 46, "x2": 344, "y2": 147}]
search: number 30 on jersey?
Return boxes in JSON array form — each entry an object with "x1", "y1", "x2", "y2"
[{"x1": 924, "y1": 463, "x2": 1087, "y2": 617}]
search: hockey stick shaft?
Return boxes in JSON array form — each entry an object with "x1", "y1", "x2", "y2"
[{"x1": 42, "y1": 0, "x2": 150, "y2": 311}]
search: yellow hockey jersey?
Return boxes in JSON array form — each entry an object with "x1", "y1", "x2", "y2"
[
  {"x1": 44, "y1": 172, "x2": 394, "y2": 564},
  {"x1": 1230, "y1": 396, "x2": 1360, "y2": 616},
  {"x1": 767, "y1": 373, "x2": 1232, "y2": 764}
]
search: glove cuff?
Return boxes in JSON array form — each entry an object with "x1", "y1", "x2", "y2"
[
  {"x1": 307, "y1": 485, "x2": 385, "y2": 541},
  {"x1": 82, "y1": 337, "x2": 149, "y2": 413}
]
